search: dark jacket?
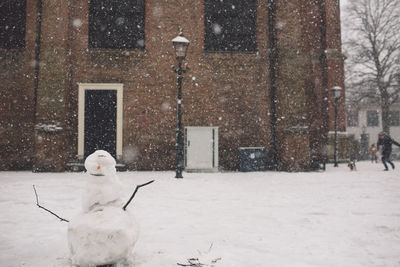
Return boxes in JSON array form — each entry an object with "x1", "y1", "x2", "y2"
[{"x1": 377, "y1": 135, "x2": 400, "y2": 155}]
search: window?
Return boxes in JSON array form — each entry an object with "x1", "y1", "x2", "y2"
[
  {"x1": 204, "y1": 0, "x2": 257, "y2": 52},
  {"x1": 367, "y1": 110, "x2": 379, "y2": 127},
  {"x1": 389, "y1": 111, "x2": 400, "y2": 126},
  {"x1": 89, "y1": 0, "x2": 145, "y2": 49},
  {"x1": 347, "y1": 110, "x2": 358, "y2": 127},
  {"x1": 0, "y1": 0, "x2": 26, "y2": 48}
]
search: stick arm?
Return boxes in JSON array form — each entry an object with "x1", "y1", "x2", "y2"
[
  {"x1": 122, "y1": 180, "x2": 155, "y2": 211},
  {"x1": 33, "y1": 185, "x2": 69, "y2": 223}
]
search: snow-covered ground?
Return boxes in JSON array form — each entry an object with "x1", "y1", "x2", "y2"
[{"x1": 1, "y1": 162, "x2": 399, "y2": 267}]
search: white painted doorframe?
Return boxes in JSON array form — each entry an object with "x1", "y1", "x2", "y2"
[{"x1": 77, "y1": 83, "x2": 124, "y2": 159}]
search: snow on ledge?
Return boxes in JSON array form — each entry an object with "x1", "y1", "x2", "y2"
[{"x1": 35, "y1": 123, "x2": 63, "y2": 132}]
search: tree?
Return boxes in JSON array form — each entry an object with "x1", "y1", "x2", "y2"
[{"x1": 343, "y1": 0, "x2": 400, "y2": 134}]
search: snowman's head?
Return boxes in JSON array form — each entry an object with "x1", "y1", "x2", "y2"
[{"x1": 84, "y1": 150, "x2": 116, "y2": 176}]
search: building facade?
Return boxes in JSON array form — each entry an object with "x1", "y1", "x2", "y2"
[
  {"x1": 347, "y1": 102, "x2": 400, "y2": 159},
  {"x1": 0, "y1": 0, "x2": 346, "y2": 172}
]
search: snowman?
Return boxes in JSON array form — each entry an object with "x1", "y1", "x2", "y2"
[{"x1": 67, "y1": 150, "x2": 139, "y2": 267}]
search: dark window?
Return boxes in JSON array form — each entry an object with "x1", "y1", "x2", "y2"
[
  {"x1": 389, "y1": 111, "x2": 400, "y2": 126},
  {"x1": 347, "y1": 110, "x2": 358, "y2": 127},
  {"x1": 0, "y1": 0, "x2": 26, "y2": 48},
  {"x1": 367, "y1": 110, "x2": 379, "y2": 127},
  {"x1": 89, "y1": 0, "x2": 145, "y2": 49},
  {"x1": 204, "y1": 0, "x2": 257, "y2": 52}
]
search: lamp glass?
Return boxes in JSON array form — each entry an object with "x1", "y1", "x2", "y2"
[{"x1": 174, "y1": 43, "x2": 188, "y2": 60}]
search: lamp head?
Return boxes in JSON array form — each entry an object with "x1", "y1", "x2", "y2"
[
  {"x1": 172, "y1": 32, "x2": 190, "y2": 62},
  {"x1": 331, "y1": 86, "x2": 342, "y2": 99}
]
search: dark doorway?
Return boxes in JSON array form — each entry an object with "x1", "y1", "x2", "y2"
[{"x1": 84, "y1": 90, "x2": 117, "y2": 158}]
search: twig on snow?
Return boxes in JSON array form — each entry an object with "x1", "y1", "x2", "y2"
[
  {"x1": 198, "y1": 242, "x2": 214, "y2": 256},
  {"x1": 122, "y1": 180, "x2": 155, "y2": 210},
  {"x1": 207, "y1": 242, "x2": 214, "y2": 253},
  {"x1": 33, "y1": 185, "x2": 69, "y2": 223},
  {"x1": 211, "y1": 258, "x2": 222, "y2": 264},
  {"x1": 177, "y1": 258, "x2": 204, "y2": 267},
  {"x1": 177, "y1": 257, "x2": 221, "y2": 267}
]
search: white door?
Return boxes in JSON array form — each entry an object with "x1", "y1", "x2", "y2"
[{"x1": 185, "y1": 127, "x2": 218, "y2": 170}]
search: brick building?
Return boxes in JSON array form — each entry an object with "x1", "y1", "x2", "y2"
[{"x1": 0, "y1": 0, "x2": 345, "y2": 172}]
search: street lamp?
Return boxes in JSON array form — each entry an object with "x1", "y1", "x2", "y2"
[
  {"x1": 331, "y1": 86, "x2": 342, "y2": 167},
  {"x1": 172, "y1": 32, "x2": 190, "y2": 178}
]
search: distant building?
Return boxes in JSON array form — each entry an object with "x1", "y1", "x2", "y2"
[
  {"x1": 0, "y1": 0, "x2": 345, "y2": 172},
  {"x1": 347, "y1": 101, "x2": 400, "y2": 159}
]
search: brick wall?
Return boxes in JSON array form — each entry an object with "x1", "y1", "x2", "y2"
[
  {"x1": 0, "y1": 0, "x2": 37, "y2": 170},
  {"x1": 0, "y1": 0, "x2": 346, "y2": 171}
]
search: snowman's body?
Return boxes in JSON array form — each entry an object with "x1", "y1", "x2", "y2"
[
  {"x1": 68, "y1": 150, "x2": 139, "y2": 267},
  {"x1": 81, "y1": 151, "x2": 123, "y2": 212}
]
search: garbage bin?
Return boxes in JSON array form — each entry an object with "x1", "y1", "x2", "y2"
[{"x1": 238, "y1": 147, "x2": 266, "y2": 172}]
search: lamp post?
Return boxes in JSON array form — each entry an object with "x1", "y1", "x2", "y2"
[
  {"x1": 331, "y1": 86, "x2": 342, "y2": 167},
  {"x1": 172, "y1": 32, "x2": 189, "y2": 178}
]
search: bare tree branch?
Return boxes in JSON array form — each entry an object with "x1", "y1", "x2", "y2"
[
  {"x1": 343, "y1": 0, "x2": 400, "y2": 133},
  {"x1": 33, "y1": 185, "x2": 69, "y2": 223}
]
